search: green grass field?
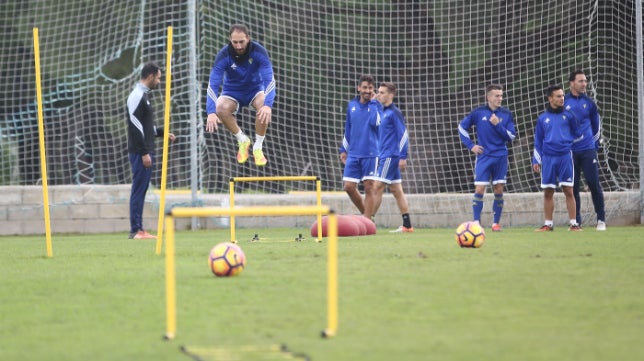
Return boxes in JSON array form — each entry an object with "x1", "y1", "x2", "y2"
[{"x1": 2, "y1": 226, "x2": 643, "y2": 361}]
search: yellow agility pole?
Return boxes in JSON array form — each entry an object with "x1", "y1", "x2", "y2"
[
  {"x1": 163, "y1": 205, "x2": 338, "y2": 340},
  {"x1": 163, "y1": 215, "x2": 177, "y2": 340},
  {"x1": 228, "y1": 178, "x2": 236, "y2": 243},
  {"x1": 316, "y1": 177, "x2": 322, "y2": 241},
  {"x1": 155, "y1": 25, "x2": 173, "y2": 255},
  {"x1": 322, "y1": 212, "x2": 338, "y2": 338},
  {"x1": 228, "y1": 176, "x2": 323, "y2": 243},
  {"x1": 33, "y1": 28, "x2": 53, "y2": 258}
]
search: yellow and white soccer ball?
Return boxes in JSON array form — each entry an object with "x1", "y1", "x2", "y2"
[
  {"x1": 208, "y1": 242, "x2": 246, "y2": 277},
  {"x1": 455, "y1": 221, "x2": 486, "y2": 248}
]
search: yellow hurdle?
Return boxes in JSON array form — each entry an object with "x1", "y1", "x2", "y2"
[
  {"x1": 228, "y1": 176, "x2": 323, "y2": 243},
  {"x1": 163, "y1": 205, "x2": 338, "y2": 340}
]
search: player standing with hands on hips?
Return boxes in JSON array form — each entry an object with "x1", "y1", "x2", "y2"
[
  {"x1": 458, "y1": 84, "x2": 516, "y2": 231},
  {"x1": 532, "y1": 84, "x2": 583, "y2": 232},
  {"x1": 126, "y1": 62, "x2": 176, "y2": 239},
  {"x1": 205, "y1": 24, "x2": 276, "y2": 166},
  {"x1": 565, "y1": 70, "x2": 606, "y2": 231}
]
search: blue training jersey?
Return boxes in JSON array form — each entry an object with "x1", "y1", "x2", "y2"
[
  {"x1": 339, "y1": 97, "x2": 382, "y2": 158},
  {"x1": 458, "y1": 104, "x2": 516, "y2": 158},
  {"x1": 532, "y1": 106, "x2": 582, "y2": 165},
  {"x1": 206, "y1": 41, "x2": 276, "y2": 114},
  {"x1": 379, "y1": 103, "x2": 409, "y2": 159},
  {"x1": 564, "y1": 92, "x2": 601, "y2": 151}
]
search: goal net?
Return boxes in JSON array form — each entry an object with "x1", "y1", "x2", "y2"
[{"x1": 0, "y1": 0, "x2": 640, "y2": 214}]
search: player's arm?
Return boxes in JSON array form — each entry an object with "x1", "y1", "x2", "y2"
[
  {"x1": 259, "y1": 61, "x2": 276, "y2": 108},
  {"x1": 458, "y1": 113, "x2": 481, "y2": 154},
  {"x1": 532, "y1": 119, "x2": 543, "y2": 172},
  {"x1": 395, "y1": 112, "x2": 409, "y2": 159},
  {"x1": 205, "y1": 52, "x2": 228, "y2": 132},
  {"x1": 339, "y1": 105, "x2": 351, "y2": 154},
  {"x1": 492, "y1": 111, "x2": 517, "y2": 143},
  {"x1": 206, "y1": 51, "x2": 227, "y2": 115},
  {"x1": 589, "y1": 101, "x2": 601, "y2": 147},
  {"x1": 368, "y1": 99, "x2": 383, "y2": 128},
  {"x1": 254, "y1": 54, "x2": 275, "y2": 125},
  {"x1": 153, "y1": 126, "x2": 176, "y2": 142},
  {"x1": 127, "y1": 98, "x2": 148, "y2": 155},
  {"x1": 567, "y1": 111, "x2": 583, "y2": 142}
]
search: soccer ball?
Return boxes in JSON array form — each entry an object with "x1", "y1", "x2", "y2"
[
  {"x1": 208, "y1": 242, "x2": 246, "y2": 277},
  {"x1": 455, "y1": 221, "x2": 485, "y2": 248}
]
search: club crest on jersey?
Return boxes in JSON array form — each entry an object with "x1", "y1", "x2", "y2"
[{"x1": 249, "y1": 58, "x2": 253, "y2": 64}]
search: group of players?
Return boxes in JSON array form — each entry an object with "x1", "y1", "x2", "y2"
[
  {"x1": 126, "y1": 24, "x2": 606, "y2": 239},
  {"x1": 459, "y1": 73, "x2": 606, "y2": 232}
]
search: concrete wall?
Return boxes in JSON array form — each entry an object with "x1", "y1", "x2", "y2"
[{"x1": 0, "y1": 185, "x2": 640, "y2": 236}]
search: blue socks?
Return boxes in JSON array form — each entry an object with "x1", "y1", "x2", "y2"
[
  {"x1": 493, "y1": 193, "x2": 504, "y2": 224},
  {"x1": 472, "y1": 193, "x2": 484, "y2": 222}
]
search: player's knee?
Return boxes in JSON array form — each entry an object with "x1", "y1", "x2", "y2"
[
  {"x1": 343, "y1": 183, "x2": 357, "y2": 193},
  {"x1": 216, "y1": 108, "x2": 234, "y2": 118}
]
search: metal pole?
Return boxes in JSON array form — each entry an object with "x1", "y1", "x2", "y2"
[
  {"x1": 636, "y1": 0, "x2": 644, "y2": 224},
  {"x1": 187, "y1": 0, "x2": 200, "y2": 230}
]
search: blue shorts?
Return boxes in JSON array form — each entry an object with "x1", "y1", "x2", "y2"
[
  {"x1": 541, "y1": 152, "x2": 574, "y2": 188},
  {"x1": 474, "y1": 155, "x2": 508, "y2": 186},
  {"x1": 376, "y1": 156, "x2": 402, "y2": 185},
  {"x1": 342, "y1": 156, "x2": 379, "y2": 183},
  {"x1": 220, "y1": 86, "x2": 264, "y2": 114}
]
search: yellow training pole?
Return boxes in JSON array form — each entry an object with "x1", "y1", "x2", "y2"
[
  {"x1": 33, "y1": 28, "x2": 53, "y2": 258},
  {"x1": 164, "y1": 215, "x2": 177, "y2": 340},
  {"x1": 229, "y1": 179, "x2": 236, "y2": 243},
  {"x1": 316, "y1": 178, "x2": 322, "y2": 242},
  {"x1": 155, "y1": 25, "x2": 173, "y2": 255},
  {"x1": 322, "y1": 212, "x2": 338, "y2": 338}
]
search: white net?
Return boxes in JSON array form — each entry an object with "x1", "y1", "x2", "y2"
[{"x1": 0, "y1": 1, "x2": 641, "y2": 202}]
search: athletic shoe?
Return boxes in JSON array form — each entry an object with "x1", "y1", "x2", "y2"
[
  {"x1": 568, "y1": 224, "x2": 583, "y2": 232},
  {"x1": 596, "y1": 220, "x2": 606, "y2": 231},
  {"x1": 535, "y1": 224, "x2": 553, "y2": 232},
  {"x1": 237, "y1": 139, "x2": 251, "y2": 163},
  {"x1": 491, "y1": 224, "x2": 502, "y2": 232},
  {"x1": 253, "y1": 148, "x2": 267, "y2": 166},
  {"x1": 133, "y1": 230, "x2": 157, "y2": 239},
  {"x1": 389, "y1": 226, "x2": 414, "y2": 233}
]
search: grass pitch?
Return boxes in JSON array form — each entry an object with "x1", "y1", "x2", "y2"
[{"x1": 1, "y1": 226, "x2": 643, "y2": 361}]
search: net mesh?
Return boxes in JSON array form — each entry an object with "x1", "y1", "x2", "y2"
[{"x1": 0, "y1": 0, "x2": 640, "y2": 202}]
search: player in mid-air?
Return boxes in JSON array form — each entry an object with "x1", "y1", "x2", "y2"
[
  {"x1": 339, "y1": 74, "x2": 383, "y2": 221},
  {"x1": 458, "y1": 84, "x2": 516, "y2": 231},
  {"x1": 205, "y1": 24, "x2": 276, "y2": 166},
  {"x1": 373, "y1": 82, "x2": 414, "y2": 233},
  {"x1": 565, "y1": 70, "x2": 606, "y2": 230}
]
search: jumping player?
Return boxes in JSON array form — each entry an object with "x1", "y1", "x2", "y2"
[{"x1": 205, "y1": 24, "x2": 276, "y2": 166}]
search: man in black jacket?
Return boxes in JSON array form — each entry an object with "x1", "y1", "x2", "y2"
[{"x1": 126, "y1": 62, "x2": 175, "y2": 239}]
